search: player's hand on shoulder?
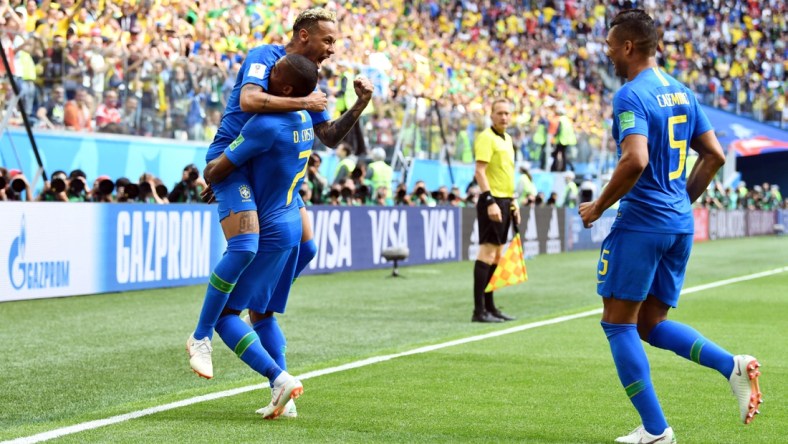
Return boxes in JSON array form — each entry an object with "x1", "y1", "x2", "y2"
[
  {"x1": 354, "y1": 76, "x2": 374, "y2": 102},
  {"x1": 304, "y1": 91, "x2": 327, "y2": 112},
  {"x1": 579, "y1": 201, "x2": 600, "y2": 228}
]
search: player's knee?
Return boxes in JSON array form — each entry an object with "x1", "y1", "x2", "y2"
[
  {"x1": 300, "y1": 239, "x2": 317, "y2": 263},
  {"x1": 226, "y1": 233, "x2": 259, "y2": 262}
]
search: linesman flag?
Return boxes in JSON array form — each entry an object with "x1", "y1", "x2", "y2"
[{"x1": 485, "y1": 232, "x2": 528, "y2": 292}]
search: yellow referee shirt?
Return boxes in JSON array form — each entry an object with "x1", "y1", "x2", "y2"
[{"x1": 474, "y1": 127, "x2": 515, "y2": 198}]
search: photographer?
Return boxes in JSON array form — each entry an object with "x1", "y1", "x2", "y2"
[
  {"x1": 327, "y1": 185, "x2": 342, "y2": 206},
  {"x1": 168, "y1": 164, "x2": 206, "y2": 203},
  {"x1": 37, "y1": 170, "x2": 66, "y2": 202},
  {"x1": 354, "y1": 184, "x2": 371, "y2": 206},
  {"x1": 0, "y1": 167, "x2": 7, "y2": 201},
  {"x1": 114, "y1": 177, "x2": 140, "y2": 203},
  {"x1": 306, "y1": 152, "x2": 328, "y2": 205},
  {"x1": 89, "y1": 175, "x2": 116, "y2": 202},
  {"x1": 373, "y1": 185, "x2": 393, "y2": 206},
  {"x1": 3, "y1": 169, "x2": 33, "y2": 201},
  {"x1": 139, "y1": 172, "x2": 168, "y2": 204},
  {"x1": 65, "y1": 169, "x2": 89, "y2": 202},
  {"x1": 431, "y1": 186, "x2": 450, "y2": 206},
  {"x1": 394, "y1": 182, "x2": 412, "y2": 206},
  {"x1": 337, "y1": 178, "x2": 356, "y2": 206},
  {"x1": 410, "y1": 180, "x2": 434, "y2": 206}
]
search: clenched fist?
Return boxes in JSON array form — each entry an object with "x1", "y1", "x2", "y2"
[{"x1": 354, "y1": 76, "x2": 374, "y2": 103}]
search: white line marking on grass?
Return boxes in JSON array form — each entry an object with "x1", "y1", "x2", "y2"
[{"x1": 5, "y1": 266, "x2": 786, "y2": 444}]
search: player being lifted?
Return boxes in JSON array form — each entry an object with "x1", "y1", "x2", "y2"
[
  {"x1": 198, "y1": 53, "x2": 318, "y2": 419},
  {"x1": 187, "y1": 8, "x2": 373, "y2": 380}
]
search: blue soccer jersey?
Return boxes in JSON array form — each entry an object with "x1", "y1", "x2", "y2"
[
  {"x1": 205, "y1": 45, "x2": 330, "y2": 162},
  {"x1": 224, "y1": 110, "x2": 314, "y2": 251},
  {"x1": 611, "y1": 67, "x2": 713, "y2": 234}
]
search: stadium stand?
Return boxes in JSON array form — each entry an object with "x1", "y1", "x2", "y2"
[{"x1": 0, "y1": 0, "x2": 785, "y2": 206}]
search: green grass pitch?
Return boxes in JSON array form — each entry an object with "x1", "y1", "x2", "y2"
[{"x1": 0, "y1": 236, "x2": 786, "y2": 443}]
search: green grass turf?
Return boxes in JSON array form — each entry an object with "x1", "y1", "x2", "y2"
[{"x1": 0, "y1": 236, "x2": 785, "y2": 442}]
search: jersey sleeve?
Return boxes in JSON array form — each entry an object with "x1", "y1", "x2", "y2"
[
  {"x1": 690, "y1": 96, "x2": 714, "y2": 140},
  {"x1": 224, "y1": 115, "x2": 274, "y2": 166},
  {"x1": 308, "y1": 108, "x2": 330, "y2": 126},
  {"x1": 613, "y1": 87, "x2": 648, "y2": 144},
  {"x1": 239, "y1": 46, "x2": 277, "y2": 91},
  {"x1": 474, "y1": 132, "x2": 493, "y2": 163}
]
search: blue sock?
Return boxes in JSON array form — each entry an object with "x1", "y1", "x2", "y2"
[
  {"x1": 294, "y1": 239, "x2": 317, "y2": 279},
  {"x1": 194, "y1": 233, "x2": 258, "y2": 339},
  {"x1": 215, "y1": 315, "x2": 281, "y2": 381},
  {"x1": 602, "y1": 322, "x2": 668, "y2": 436},
  {"x1": 648, "y1": 320, "x2": 734, "y2": 377},
  {"x1": 254, "y1": 317, "x2": 287, "y2": 387}
]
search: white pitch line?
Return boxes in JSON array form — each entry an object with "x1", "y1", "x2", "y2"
[{"x1": 5, "y1": 266, "x2": 786, "y2": 444}]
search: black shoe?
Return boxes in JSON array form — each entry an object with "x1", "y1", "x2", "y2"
[
  {"x1": 471, "y1": 311, "x2": 504, "y2": 323},
  {"x1": 489, "y1": 309, "x2": 516, "y2": 321}
]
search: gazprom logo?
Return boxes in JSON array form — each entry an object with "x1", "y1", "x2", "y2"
[{"x1": 8, "y1": 216, "x2": 71, "y2": 290}]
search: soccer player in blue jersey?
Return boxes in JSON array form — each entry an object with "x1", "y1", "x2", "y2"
[
  {"x1": 579, "y1": 10, "x2": 762, "y2": 443},
  {"x1": 198, "y1": 53, "x2": 319, "y2": 419},
  {"x1": 187, "y1": 7, "x2": 373, "y2": 379}
]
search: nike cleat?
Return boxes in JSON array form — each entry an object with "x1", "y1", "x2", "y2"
[
  {"x1": 615, "y1": 425, "x2": 675, "y2": 444},
  {"x1": 729, "y1": 355, "x2": 762, "y2": 424}
]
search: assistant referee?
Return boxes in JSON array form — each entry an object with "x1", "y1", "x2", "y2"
[{"x1": 472, "y1": 98, "x2": 520, "y2": 323}]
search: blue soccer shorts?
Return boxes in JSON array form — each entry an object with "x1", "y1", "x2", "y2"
[
  {"x1": 225, "y1": 244, "x2": 299, "y2": 314},
  {"x1": 211, "y1": 168, "x2": 257, "y2": 221},
  {"x1": 596, "y1": 228, "x2": 693, "y2": 308}
]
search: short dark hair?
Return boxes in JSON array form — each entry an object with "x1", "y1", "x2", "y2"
[
  {"x1": 280, "y1": 54, "x2": 319, "y2": 97},
  {"x1": 609, "y1": 9, "x2": 658, "y2": 56}
]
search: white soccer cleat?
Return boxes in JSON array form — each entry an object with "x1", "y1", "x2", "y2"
[
  {"x1": 186, "y1": 334, "x2": 213, "y2": 379},
  {"x1": 257, "y1": 371, "x2": 303, "y2": 420},
  {"x1": 729, "y1": 354, "x2": 762, "y2": 424},
  {"x1": 615, "y1": 425, "x2": 675, "y2": 444},
  {"x1": 281, "y1": 399, "x2": 298, "y2": 418},
  {"x1": 257, "y1": 399, "x2": 297, "y2": 418}
]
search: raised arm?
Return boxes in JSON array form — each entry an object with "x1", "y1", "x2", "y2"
[{"x1": 313, "y1": 77, "x2": 374, "y2": 147}]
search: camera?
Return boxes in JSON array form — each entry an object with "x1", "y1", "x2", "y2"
[
  {"x1": 188, "y1": 170, "x2": 199, "y2": 182},
  {"x1": 397, "y1": 188, "x2": 407, "y2": 199},
  {"x1": 0, "y1": 176, "x2": 6, "y2": 190},
  {"x1": 355, "y1": 185, "x2": 369, "y2": 200},
  {"x1": 69, "y1": 178, "x2": 85, "y2": 195},
  {"x1": 156, "y1": 184, "x2": 169, "y2": 199},
  {"x1": 139, "y1": 181, "x2": 152, "y2": 195},
  {"x1": 125, "y1": 183, "x2": 140, "y2": 200},
  {"x1": 11, "y1": 178, "x2": 26, "y2": 193},
  {"x1": 431, "y1": 190, "x2": 441, "y2": 200},
  {"x1": 340, "y1": 187, "x2": 352, "y2": 199},
  {"x1": 97, "y1": 179, "x2": 115, "y2": 195},
  {"x1": 329, "y1": 188, "x2": 341, "y2": 199},
  {"x1": 51, "y1": 178, "x2": 66, "y2": 193}
]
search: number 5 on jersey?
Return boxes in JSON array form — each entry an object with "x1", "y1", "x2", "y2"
[{"x1": 668, "y1": 114, "x2": 688, "y2": 180}]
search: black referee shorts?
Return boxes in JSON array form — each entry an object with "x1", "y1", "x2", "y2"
[{"x1": 476, "y1": 197, "x2": 513, "y2": 246}]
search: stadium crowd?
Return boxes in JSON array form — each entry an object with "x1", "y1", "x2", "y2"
[{"x1": 0, "y1": 0, "x2": 785, "y2": 160}]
